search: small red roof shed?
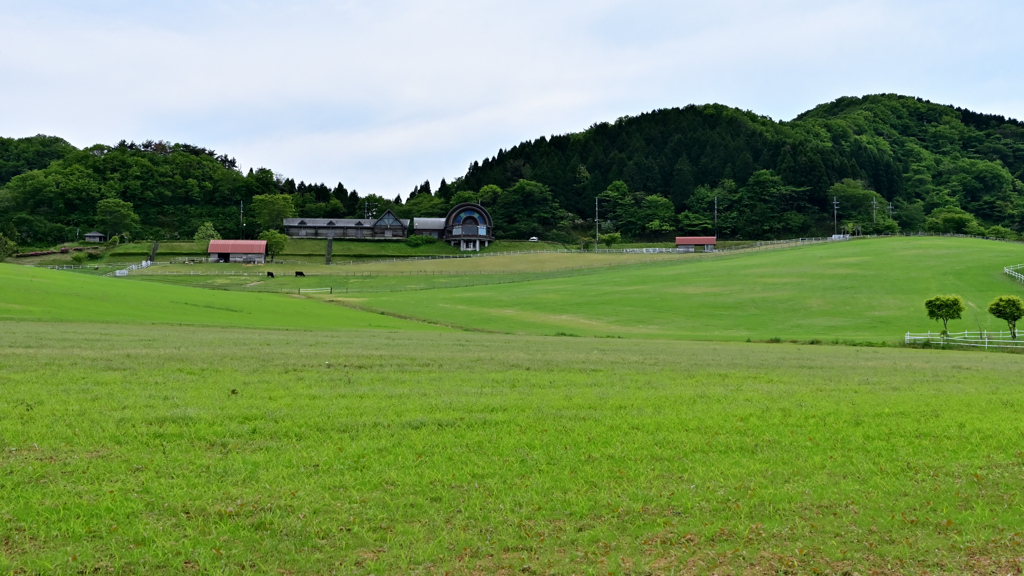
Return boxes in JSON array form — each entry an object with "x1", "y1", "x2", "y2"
[
  {"x1": 207, "y1": 240, "x2": 267, "y2": 254},
  {"x1": 675, "y1": 236, "x2": 717, "y2": 245}
]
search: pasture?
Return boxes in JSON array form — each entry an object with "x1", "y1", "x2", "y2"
[
  {"x1": 4, "y1": 321, "x2": 1024, "y2": 575},
  {"x1": 0, "y1": 264, "x2": 430, "y2": 331},
  {"x1": 125, "y1": 251, "x2": 692, "y2": 294},
  {"x1": 349, "y1": 237, "x2": 1024, "y2": 341},
  {"x1": 4, "y1": 236, "x2": 1024, "y2": 574},
  {"x1": 121, "y1": 237, "x2": 826, "y2": 295}
]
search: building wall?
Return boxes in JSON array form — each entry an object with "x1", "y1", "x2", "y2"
[
  {"x1": 674, "y1": 244, "x2": 715, "y2": 253},
  {"x1": 219, "y1": 252, "x2": 265, "y2": 263},
  {"x1": 286, "y1": 227, "x2": 406, "y2": 239}
]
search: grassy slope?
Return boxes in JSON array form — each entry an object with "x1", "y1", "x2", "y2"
[
  {"x1": 123, "y1": 253, "x2": 696, "y2": 296},
  {"x1": 353, "y1": 237, "x2": 1024, "y2": 341},
  {"x1": 0, "y1": 263, "x2": 433, "y2": 331},
  {"x1": 154, "y1": 239, "x2": 567, "y2": 260},
  {"x1": 3, "y1": 322, "x2": 1024, "y2": 574},
  {"x1": 132, "y1": 252, "x2": 684, "y2": 277}
]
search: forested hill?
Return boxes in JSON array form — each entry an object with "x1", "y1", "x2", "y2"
[
  {"x1": 2, "y1": 94, "x2": 1024, "y2": 247},
  {"x1": 455, "y1": 94, "x2": 1024, "y2": 239}
]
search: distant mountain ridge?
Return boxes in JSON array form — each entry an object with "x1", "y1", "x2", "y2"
[{"x1": 2, "y1": 94, "x2": 1023, "y2": 245}]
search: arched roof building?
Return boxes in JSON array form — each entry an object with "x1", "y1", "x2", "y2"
[
  {"x1": 443, "y1": 203, "x2": 493, "y2": 252},
  {"x1": 414, "y1": 203, "x2": 494, "y2": 251}
]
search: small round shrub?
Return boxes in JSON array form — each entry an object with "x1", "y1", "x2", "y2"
[{"x1": 405, "y1": 235, "x2": 439, "y2": 248}]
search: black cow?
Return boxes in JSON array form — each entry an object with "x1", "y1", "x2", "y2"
[
  {"x1": 295, "y1": 271, "x2": 305, "y2": 277},
  {"x1": 266, "y1": 271, "x2": 275, "y2": 278}
]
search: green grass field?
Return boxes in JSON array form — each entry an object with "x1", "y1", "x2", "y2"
[
  {"x1": 347, "y1": 237, "x2": 1024, "y2": 341},
  {"x1": 121, "y1": 238, "x2": 824, "y2": 296},
  {"x1": 0, "y1": 264, "x2": 430, "y2": 331},
  {"x1": 4, "y1": 237, "x2": 1024, "y2": 574},
  {"x1": 125, "y1": 252, "x2": 692, "y2": 295},
  {"x1": 4, "y1": 322, "x2": 1024, "y2": 574}
]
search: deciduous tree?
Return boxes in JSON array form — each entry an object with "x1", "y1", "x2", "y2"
[
  {"x1": 258, "y1": 230, "x2": 289, "y2": 262},
  {"x1": 600, "y1": 232, "x2": 621, "y2": 248},
  {"x1": 193, "y1": 222, "x2": 221, "y2": 243},
  {"x1": 924, "y1": 295, "x2": 965, "y2": 334},
  {"x1": 96, "y1": 198, "x2": 140, "y2": 239},
  {"x1": 0, "y1": 232, "x2": 18, "y2": 259},
  {"x1": 251, "y1": 194, "x2": 295, "y2": 232},
  {"x1": 987, "y1": 295, "x2": 1024, "y2": 339},
  {"x1": 492, "y1": 180, "x2": 561, "y2": 239}
]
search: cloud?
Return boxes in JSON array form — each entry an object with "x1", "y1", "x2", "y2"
[{"x1": 0, "y1": 0, "x2": 1021, "y2": 197}]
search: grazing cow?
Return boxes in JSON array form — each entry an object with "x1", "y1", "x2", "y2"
[
  {"x1": 295, "y1": 271, "x2": 305, "y2": 277},
  {"x1": 266, "y1": 271, "x2": 275, "y2": 278}
]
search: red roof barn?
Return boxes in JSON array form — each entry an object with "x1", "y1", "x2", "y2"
[
  {"x1": 208, "y1": 240, "x2": 267, "y2": 263},
  {"x1": 675, "y1": 236, "x2": 717, "y2": 253}
]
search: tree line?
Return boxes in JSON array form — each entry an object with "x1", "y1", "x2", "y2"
[{"x1": 2, "y1": 94, "x2": 1023, "y2": 250}]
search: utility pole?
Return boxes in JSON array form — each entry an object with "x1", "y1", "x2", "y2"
[
  {"x1": 595, "y1": 197, "x2": 599, "y2": 251},
  {"x1": 833, "y1": 196, "x2": 840, "y2": 236},
  {"x1": 240, "y1": 200, "x2": 244, "y2": 239},
  {"x1": 714, "y1": 196, "x2": 718, "y2": 238},
  {"x1": 872, "y1": 197, "x2": 877, "y2": 223},
  {"x1": 888, "y1": 202, "x2": 895, "y2": 219}
]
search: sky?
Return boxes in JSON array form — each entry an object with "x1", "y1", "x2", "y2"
[{"x1": 2, "y1": 0, "x2": 1023, "y2": 198}]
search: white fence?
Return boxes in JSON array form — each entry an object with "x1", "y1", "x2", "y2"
[
  {"x1": 905, "y1": 330, "x2": 1024, "y2": 349},
  {"x1": 168, "y1": 256, "x2": 305, "y2": 264},
  {"x1": 1005, "y1": 263, "x2": 1024, "y2": 284},
  {"x1": 109, "y1": 261, "x2": 152, "y2": 277},
  {"x1": 901, "y1": 262, "x2": 1024, "y2": 350},
  {"x1": 40, "y1": 263, "x2": 149, "y2": 270}
]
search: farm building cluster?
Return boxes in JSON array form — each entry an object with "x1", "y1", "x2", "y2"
[
  {"x1": 201, "y1": 204, "x2": 718, "y2": 263},
  {"x1": 283, "y1": 203, "x2": 494, "y2": 252}
]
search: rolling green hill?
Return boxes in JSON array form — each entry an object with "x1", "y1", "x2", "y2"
[
  {"x1": 350, "y1": 237, "x2": 1024, "y2": 341},
  {"x1": 0, "y1": 263, "x2": 433, "y2": 331}
]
